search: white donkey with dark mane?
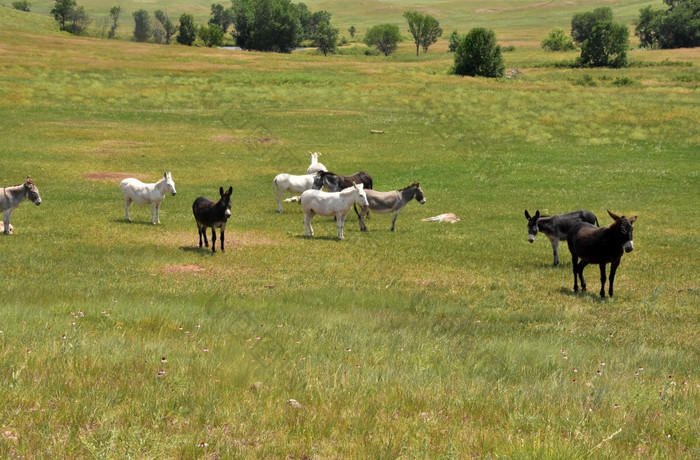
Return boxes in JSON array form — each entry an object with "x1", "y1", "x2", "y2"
[
  {"x1": 0, "y1": 177, "x2": 42, "y2": 235},
  {"x1": 301, "y1": 183, "x2": 368, "y2": 239},
  {"x1": 120, "y1": 172, "x2": 177, "y2": 224}
]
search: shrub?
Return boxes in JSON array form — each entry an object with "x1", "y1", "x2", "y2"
[
  {"x1": 541, "y1": 27, "x2": 575, "y2": 51},
  {"x1": 177, "y1": 13, "x2": 197, "y2": 46},
  {"x1": 572, "y1": 73, "x2": 598, "y2": 86},
  {"x1": 231, "y1": 0, "x2": 304, "y2": 52},
  {"x1": 448, "y1": 30, "x2": 461, "y2": 52},
  {"x1": 571, "y1": 7, "x2": 613, "y2": 44},
  {"x1": 198, "y1": 23, "x2": 224, "y2": 47},
  {"x1": 611, "y1": 75, "x2": 639, "y2": 86},
  {"x1": 452, "y1": 27, "x2": 505, "y2": 78},
  {"x1": 12, "y1": 1, "x2": 30, "y2": 12}
]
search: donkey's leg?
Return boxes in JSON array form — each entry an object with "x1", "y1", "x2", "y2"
[
  {"x1": 578, "y1": 262, "x2": 588, "y2": 292},
  {"x1": 154, "y1": 201, "x2": 162, "y2": 224},
  {"x1": 210, "y1": 228, "x2": 217, "y2": 253},
  {"x1": 304, "y1": 212, "x2": 314, "y2": 237},
  {"x1": 599, "y1": 263, "x2": 607, "y2": 298},
  {"x1": 3, "y1": 209, "x2": 12, "y2": 235},
  {"x1": 552, "y1": 239, "x2": 560, "y2": 267},
  {"x1": 201, "y1": 225, "x2": 209, "y2": 248},
  {"x1": 124, "y1": 198, "x2": 132, "y2": 221},
  {"x1": 337, "y1": 213, "x2": 345, "y2": 239},
  {"x1": 571, "y1": 256, "x2": 579, "y2": 292},
  {"x1": 391, "y1": 210, "x2": 400, "y2": 232},
  {"x1": 608, "y1": 259, "x2": 621, "y2": 297},
  {"x1": 220, "y1": 227, "x2": 226, "y2": 252},
  {"x1": 276, "y1": 188, "x2": 284, "y2": 213}
]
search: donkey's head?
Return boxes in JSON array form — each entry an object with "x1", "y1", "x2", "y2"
[
  {"x1": 24, "y1": 178, "x2": 41, "y2": 206},
  {"x1": 524, "y1": 210, "x2": 540, "y2": 242},
  {"x1": 412, "y1": 182, "x2": 426, "y2": 205},
  {"x1": 353, "y1": 182, "x2": 368, "y2": 207},
  {"x1": 219, "y1": 186, "x2": 233, "y2": 220},
  {"x1": 608, "y1": 210, "x2": 637, "y2": 253},
  {"x1": 164, "y1": 172, "x2": 177, "y2": 196}
]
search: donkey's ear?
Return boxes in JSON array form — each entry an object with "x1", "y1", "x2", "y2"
[
  {"x1": 164, "y1": 172, "x2": 168, "y2": 178},
  {"x1": 607, "y1": 210, "x2": 621, "y2": 221},
  {"x1": 226, "y1": 186, "x2": 233, "y2": 196},
  {"x1": 534, "y1": 210, "x2": 540, "y2": 219},
  {"x1": 629, "y1": 215, "x2": 637, "y2": 223},
  {"x1": 219, "y1": 187, "x2": 224, "y2": 196},
  {"x1": 524, "y1": 210, "x2": 531, "y2": 220}
]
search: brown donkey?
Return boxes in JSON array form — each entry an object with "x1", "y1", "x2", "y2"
[{"x1": 567, "y1": 210, "x2": 637, "y2": 298}]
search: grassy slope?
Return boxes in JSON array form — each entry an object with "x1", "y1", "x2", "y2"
[
  {"x1": 21, "y1": 0, "x2": 658, "y2": 41},
  {"x1": 1, "y1": 4, "x2": 699, "y2": 458}
]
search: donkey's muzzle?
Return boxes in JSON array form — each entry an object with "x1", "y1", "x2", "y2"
[
  {"x1": 35, "y1": 199, "x2": 42, "y2": 206},
  {"x1": 624, "y1": 241, "x2": 634, "y2": 253},
  {"x1": 171, "y1": 192, "x2": 177, "y2": 196},
  {"x1": 528, "y1": 235, "x2": 535, "y2": 243}
]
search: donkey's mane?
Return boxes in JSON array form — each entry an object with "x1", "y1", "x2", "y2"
[{"x1": 399, "y1": 182, "x2": 420, "y2": 191}]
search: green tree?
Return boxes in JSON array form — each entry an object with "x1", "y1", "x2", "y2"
[
  {"x1": 579, "y1": 20, "x2": 629, "y2": 68},
  {"x1": 364, "y1": 24, "x2": 403, "y2": 56},
  {"x1": 348, "y1": 25, "x2": 356, "y2": 38},
  {"x1": 635, "y1": 0, "x2": 700, "y2": 49},
  {"x1": 12, "y1": 1, "x2": 31, "y2": 12},
  {"x1": 541, "y1": 27, "x2": 575, "y2": 51},
  {"x1": 132, "y1": 9, "x2": 151, "y2": 42},
  {"x1": 51, "y1": 0, "x2": 76, "y2": 30},
  {"x1": 209, "y1": 3, "x2": 234, "y2": 34},
  {"x1": 448, "y1": 30, "x2": 461, "y2": 52},
  {"x1": 108, "y1": 6, "x2": 120, "y2": 39},
  {"x1": 199, "y1": 23, "x2": 224, "y2": 47},
  {"x1": 177, "y1": 13, "x2": 197, "y2": 46},
  {"x1": 66, "y1": 5, "x2": 89, "y2": 35},
  {"x1": 231, "y1": 0, "x2": 304, "y2": 52},
  {"x1": 571, "y1": 7, "x2": 613, "y2": 44},
  {"x1": 452, "y1": 27, "x2": 505, "y2": 77},
  {"x1": 154, "y1": 10, "x2": 176, "y2": 44},
  {"x1": 403, "y1": 10, "x2": 442, "y2": 56},
  {"x1": 314, "y1": 21, "x2": 338, "y2": 55}
]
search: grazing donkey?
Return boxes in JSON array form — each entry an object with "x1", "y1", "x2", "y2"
[
  {"x1": 567, "y1": 210, "x2": 637, "y2": 298},
  {"x1": 306, "y1": 152, "x2": 327, "y2": 174},
  {"x1": 192, "y1": 186, "x2": 233, "y2": 253},
  {"x1": 525, "y1": 209, "x2": 598, "y2": 266},
  {"x1": 273, "y1": 172, "x2": 318, "y2": 213},
  {"x1": 1, "y1": 177, "x2": 42, "y2": 235},
  {"x1": 120, "y1": 172, "x2": 177, "y2": 224},
  {"x1": 312, "y1": 171, "x2": 373, "y2": 192},
  {"x1": 301, "y1": 183, "x2": 368, "y2": 239},
  {"x1": 355, "y1": 182, "x2": 426, "y2": 231}
]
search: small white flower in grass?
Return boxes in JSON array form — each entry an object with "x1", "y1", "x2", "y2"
[
  {"x1": 345, "y1": 347, "x2": 351, "y2": 352},
  {"x1": 287, "y1": 399, "x2": 302, "y2": 409},
  {"x1": 196, "y1": 324, "x2": 201, "y2": 329},
  {"x1": 199, "y1": 441, "x2": 208, "y2": 447},
  {"x1": 563, "y1": 355, "x2": 568, "y2": 360},
  {"x1": 255, "y1": 336, "x2": 260, "y2": 340},
  {"x1": 613, "y1": 404, "x2": 620, "y2": 409},
  {"x1": 572, "y1": 368, "x2": 578, "y2": 373},
  {"x1": 161, "y1": 356, "x2": 167, "y2": 363},
  {"x1": 596, "y1": 370, "x2": 602, "y2": 376},
  {"x1": 600, "y1": 362, "x2": 606, "y2": 366},
  {"x1": 277, "y1": 324, "x2": 283, "y2": 328},
  {"x1": 638, "y1": 366, "x2": 644, "y2": 371},
  {"x1": 61, "y1": 334, "x2": 66, "y2": 340},
  {"x1": 203, "y1": 348, "x2": 210, "y2": 353},
  {"x1": 664, "y1": 433, "x2": 671, "y2": 439},
  {"x1": 398, "y1": 346, "x2": 404, "y2": 351},
  {"x1": 157, "y1": 370, "x2": 166, "y2": 377},
  {"x1": 26, "y1": 349, "x2": 31, "y2": 354}
]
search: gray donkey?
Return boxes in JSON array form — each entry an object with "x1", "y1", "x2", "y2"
[
  {"x1": 525, "y1": 209, "x2": 598, "y2": 266},
  {"x1": 1, "y1": 178, "x2": 42, "y2": 234}
]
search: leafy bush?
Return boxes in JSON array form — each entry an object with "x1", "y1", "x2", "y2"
[
  {"x1": 673, "y1": 72, "x2": 700, "y2": 82},
  {"x1": 12, "y1": 1, "x2": 30, "y2": 12},
  {"x1": 611, "y1": 75, "x2": 639, "y2": 86},
  {"x1": 364, "y1": 24, "x2": 402, "y2": 56},
  {"x1": 448, "y1": 30, "x2": 461, "y2": 52},
  {"x1": 541, "y1": 27, "x2": 575, "y2": 51},
  {"x1": 198, "y1": 23, "x2": 224, "y2": 47},
  {"x1": 572, "y1": 73, "x2": 598, "y2": 86},
  {"x1": 452, "y1": 28, "x2": 505, "y2": 78}
]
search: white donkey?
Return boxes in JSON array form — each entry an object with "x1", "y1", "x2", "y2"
[
  {"x1": 301, "y1": 183, "x2": 368, "y2": 239},
  {"x1": 306, "y1": 152, "x2": 327, "y2": 174},
  {"x1": 273, "y1": 172, "x2": 317, "y2": 213},
  {"x1": 120, "y1": 172, "x2": 177, "y2": 224},
  {"x1": 0, "y1": 177, "x2": 42, "y2": 235}
]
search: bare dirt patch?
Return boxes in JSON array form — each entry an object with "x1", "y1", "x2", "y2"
[{"x1": 83, "y1": 172, "x2": 148, "y2": 182}]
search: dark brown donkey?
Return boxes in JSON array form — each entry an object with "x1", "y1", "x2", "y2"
[
  {"x1": 567, "y1": 210, "x2": 637, "y2": 298},
  {"x1": 192, "y1": 186, "x2": 232, "y2": 253}
]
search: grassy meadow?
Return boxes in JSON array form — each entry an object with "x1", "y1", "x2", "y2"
[{"x1": 1, "y1": 3, "x2": 699, "y2": 458}]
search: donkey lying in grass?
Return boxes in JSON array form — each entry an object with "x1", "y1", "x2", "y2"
[
  {"x1": 355, "y1": 182, "x2": 426, "y2": 232},
  {"x1": 120, "y1": 172, "x2": 177, "y2": 224},
  {"x1": 1, "y1": 178, "x2": 42, "y2": 235},
  {"x1": 567, "y1": 210, "x2": 637, "y2": 298},
  {"x1": 525, "y1": 209, "x2": 598, "y2": 266},
  {"x1": 301, "y1": 183, "x2": 368, "y2": 239},
  {"x1": 193, "y1": 186, "x2": 232, "y2": 253}
]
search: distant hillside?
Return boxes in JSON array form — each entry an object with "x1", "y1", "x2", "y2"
[
  {"x1": 6, "y1": 0, "x2": 658, "y2": 42},
  {"x1": 0, "y1": 5, "x2": 58, "y2": 33}
]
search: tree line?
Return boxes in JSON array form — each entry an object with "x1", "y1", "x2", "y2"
[{"x1": 16, "y1": 0, "x2": 698, "y2": 76}]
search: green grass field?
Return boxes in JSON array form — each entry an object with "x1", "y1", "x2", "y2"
[{"x1": 1, "y1": 3, "x2": 699, "y2": 458}]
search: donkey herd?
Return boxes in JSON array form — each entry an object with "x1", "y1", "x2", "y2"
[{"x1": 3, "y1": 151, "x2": 638, "y2": 298}]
